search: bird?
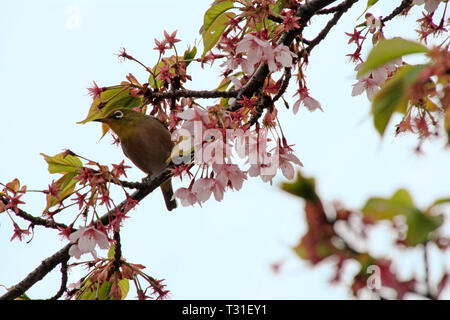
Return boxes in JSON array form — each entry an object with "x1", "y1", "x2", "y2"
[{"x1": 94, "y1": 108, "x2": 177, "y2": 211}]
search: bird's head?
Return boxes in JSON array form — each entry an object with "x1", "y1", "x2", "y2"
[{"x1": 94, "y1": 108, "x2": 145, "y2": 138}]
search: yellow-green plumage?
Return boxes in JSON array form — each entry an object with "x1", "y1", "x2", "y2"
[{"x1": 95, "y1": 109, "x2": 177, "y2": 211}]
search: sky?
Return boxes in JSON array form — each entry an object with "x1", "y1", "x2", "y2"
[{"x1": 1, "y1": 0, "x2": 450, "y2": 299}]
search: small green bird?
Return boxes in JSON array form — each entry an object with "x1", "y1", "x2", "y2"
[{"x1": 94, "y1": 108, "x2": 177, "y2": 211}]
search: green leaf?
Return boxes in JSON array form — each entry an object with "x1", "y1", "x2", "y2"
[
  {"x1": 202, "y1": 12, "x2": 235, "y2": 57},
  {"x1": 76, "y1": 280, "x2": 112, "y2": 300},
  {"x1": 357, "y1": 38, "x2": 428, "y2": 77},
  {"x1": 78, "y1": 86, "x2": 142, "y2": 124},
  {"x1": 200, "y1": 0, "x2": 234, "y2": 36},
  {"x1": 362, "y1": 188, "x2": 415, "y2": 221},
  {"x1": 272, "y1": 0, "x2": 285, "y2": 15},
  {"x1": 183, "y1": 46, "x2": 197, "y2": 67},
  {"x1": 432, "y1": 198, "x2": 450, "y2": 207},
  {"x1": 118, "y1": 279, "x2": 129, "y2": 300},
  {"x1": 107, "y1": 244, "x2": 115, "y2": 259},
  {"x1": 41, "y1": 152, "x2": 82, "y2": 174},
  {"x1": 362, "y1": 189, "x2": 443, "y2": 246},
  {"x1": 428, "y1": 197, "x2": 450, "y2": 211},
  {"x1": 281, "y1": 172, "x2": 318, "y2": 202},
  {"x1": 405, "y1": 209, "x2": 443, "y2": 246},
  {"x1": 44, "y1": 171, "x2": 78, "y2": 212},
  {"x1": 371, "y1": 64, "x2": 427, "y2": 136}
]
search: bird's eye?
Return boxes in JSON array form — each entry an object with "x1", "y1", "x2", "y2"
[{"x1": 113, "y1": 110, "x2": 124, "y2": 119}]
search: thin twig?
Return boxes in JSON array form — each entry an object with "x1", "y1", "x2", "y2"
[
  {"x1": 272, "y1": 67, "x2": 292, "y2": 103},
  {"x1": 0, "y1": 195, "x2": 69, "y2": 231},
  {"x1": 303, "y1": 0, "x2": 360, "y2": 55},
  {"x1": 48, "y1": 258, "x2": 69, "y2": 300}
]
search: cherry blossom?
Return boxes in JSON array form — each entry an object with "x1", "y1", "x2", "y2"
[
  {"x1": 173, "y1": 187, "x2": 199, "y2": 206},
  {"x1": 351, "y1": 60, "x2": 401, "y2": 100},
  {"x1": 236, "y1": 33, "x2": 272, "y2": 74},
  {"x1": 236, "y1": 33, "x2": 295, "y2": 74},
  {"x1": 279, "y1": 147, "x2": 304, "y2": 180},
  {"x1": 413, "y1": 0, "x2": 443, "y2": 13},
  {"x1": 69, "y1": 226, "x2": 110, "y2": 259},
  {"x1": 273, "y1": 44, "x2": 296, "y2": 69},
  {"x1": 293, "y1": 87, "x2": 323, "y2": 114},
  {"x1": 192, "y1": 177, "x2": 226, "y2": 202},
  {"x1": 213, "y1": 163, "x2": 247, "y2": 191}
]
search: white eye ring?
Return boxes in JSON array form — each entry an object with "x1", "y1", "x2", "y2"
[{"x1": 113, "y1": 110, "x2": 124, "y2": 119}]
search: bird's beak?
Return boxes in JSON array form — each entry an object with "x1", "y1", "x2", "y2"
[{"x1": 93, "y1": 118, "x2": 108, "y2": 123}]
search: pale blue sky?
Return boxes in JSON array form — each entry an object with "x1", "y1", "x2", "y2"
[{"x1": 1, "y1": 0, "x2": 449, "y2": 299}]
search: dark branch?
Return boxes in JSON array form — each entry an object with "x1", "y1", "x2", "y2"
[
  {"x1": 316, "y1": 0, "x2": 352, "y2": 15},
  {"x1": 303, "y1": 0, "x2": 360, "y2": 55},
  {"x1": 48, "y1": 258, "x2": 69, "y2": 300},
  {"x1": 113, "y1": 231, "x2": 122, "y2": 272},
  {"x1": 268, "y1": 13, "x2": 283, "y2": 23},
  {"x1": 0, "y1": 195, "x2": 69, "y2": 231},
  {"x1": 0, "y1": 243, "x2": 71, "y2": 300},
  {"x1": 145, "y1": 88, "x2": 238, "y2": 101},
  {"x1": 272, "y1": 67, "x2": 292, "y2": 103},
  {"x1": 382, "y1": 0, "x2": 413, "y2": 23}
]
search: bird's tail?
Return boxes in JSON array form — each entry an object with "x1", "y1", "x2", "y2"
[{"x1": 161, "y1": 179, "x2": 177, "y2": 211}]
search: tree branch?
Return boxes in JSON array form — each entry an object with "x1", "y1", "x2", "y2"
[
  {"x1": 0, "y1": 195, "x2": 69, "y2": 231},
  {"x1": 382, "y1": 0, "x2": 412, "y2": 23},
  {"x1": 303, "y1": 0, "x2": 360, "y2": 55},
  {"x1": 0, "y1": 167, "x2": 173, "y2": 300},
  {"x1": 48, "y1": 259, "x2": 69, "y2": 300},
  {"x1": 144, "y1": 88, "x2": 238, "y2": 101}
]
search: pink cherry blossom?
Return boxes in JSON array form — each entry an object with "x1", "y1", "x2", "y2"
[
  {"x1": 173, "y1": 187, "x2": 199, "y2": 206},
  {"x1": 248, "y1": 160, "x2": 276, "y2": 183},
  {"x1": 236, "y1": 34, "x2": 296, "y2": 74},
  {"x1": 68, "y1": 226, "x2": 110, "y2": 259},
  {"x1": 236, "y1": 34, "x2": 271, "y2": 74},
  {"x1": 351, "y1": 61, "x2": 401, "y2": 101},
  {"x1": 192, "y1": 177, "x2": 226, "y2": 202},
  {"x1": 213, "y1": 163, "x2": 247, "y2": 191},
  {"x1": 177, "y1": 106, "x2": 210, "y2": 124},
  {"x1": 273, "y1": 44, "x2": 296, "y2": 69},
  {"x1": 413, "y1": 0, "x2": 442, "y2": 13},
  {"x1": 279, "y1": 149, "x2": 303, "y2": 180},
  {"x1": 351, "y1": 77, "x2": 380, "y2": 100},
  {"x1": 292, "y1": 87, "x2": 323, "y2": 114}
]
